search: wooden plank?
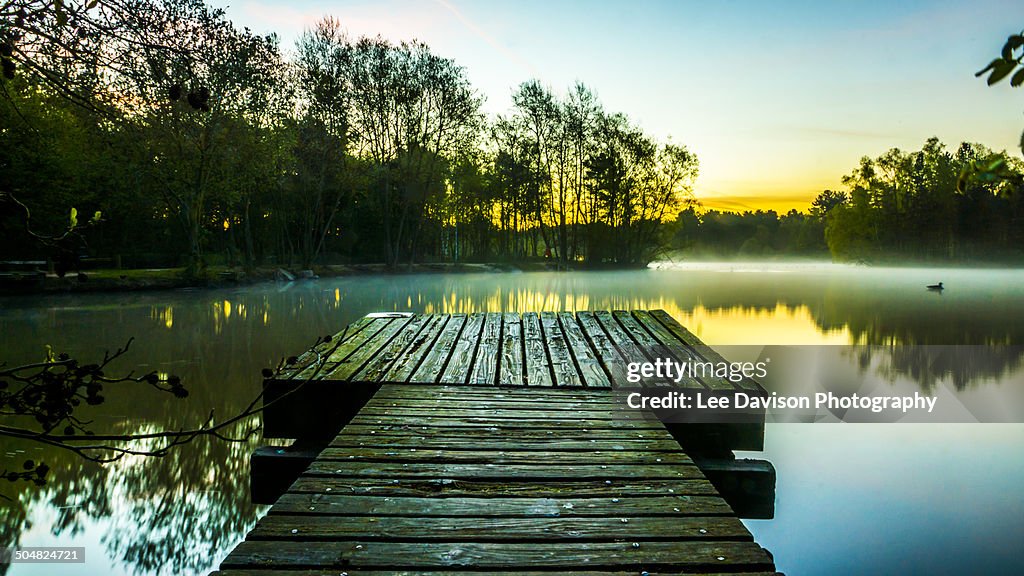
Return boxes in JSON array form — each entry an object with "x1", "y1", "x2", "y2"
[
  {"x1": 335, "y1": 425, "x2": 673, "y2": 441},
  {"x1": 249, "y1": 515, "x2": 750, "y2": 541},
  {"x1": 352, "y1": 314, "x2": 434, "y2": 382},
  {"x1": 364, "y1": 396, "x2": 627, "y2": 409},
  {"x1": 380, "y1": 314, "x2": 449, "y2": 383},
  {"x1": 321, "y1": 317, "x2": 392, "y2": 368},
  {"x1": 440, "y1": 312, "x2": 486, "y2": 384},
  {"x1": 281, "y1": 316, "x2": 375, "y2": 379},
  {"x1": 373, "y1": 385, "x2": 626, "y2": 400},
  {"x1": 651, "y1": 309, "x2": 764, "y2": 392},
  {"x1": 303, "y1": 462, "x2": 705, "y2": 480},
  {"x1": 324, "y1": 316, "x2": 413, "y2": 381},
  {"x1": 318, "y1": 448, "x2": 693, "y2": 465},
  {"x1": 559, "y1": 312, "x2": 612, "y2": 388},
  {"x1": 468, "y1": 313, "x2": 502, "y2": 385},
  {"x1": 271, "y1": 494, "x2": 731, "y2": 517},
  {"x1": 613, "y1": 311, "x2": 661, "y2": 349},
  {"x1": 411, "y1": 314, "x2": 466, "y2": 383},
  {"x1": 355, "y1": 407, "x2": 647, "y2": 420},
  {"x1": 290, "y1": 316, "x2": 385, "y2": 381},
  {"x1": 522, "y1": 312, "x2": 554, "y2": 386},
  {"x1": 608, "y1": 310, "x2": 675, "y2": 389},
  {"x1": 631, "y1": 310, "x2": 707, "y2": 389},
  {"x1": 540, "y1": 311, "x2": 583, "y2": 387},
  {"x1": 577, "y1": 311, "x2": 632, "y2": 387},
  {"x1": 498, "y1": 312, "x2": 524, "y2": 386},
  {"x1": 334, "y1": 436, "x2": 669, "y2": 448},
  {"x1": 220, "y1": 540, "x2": 776, "y2": 570},
  {"x1": 286, "y1": 477, "x2": 721, "y2": 497},
  {"x1": 347, "y1": 415, "x2": 662, "y2": 430},
  {"x1": 593, "y1": 311, "x2": 651, "y2": 380}
]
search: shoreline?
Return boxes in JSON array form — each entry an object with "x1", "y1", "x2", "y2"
[
  {"x1": 6, "y1": 258, "x2": 1024, "y2": 297},
  {"x1": 0, "y1": 261, "x2": 649, "y2": 296}
]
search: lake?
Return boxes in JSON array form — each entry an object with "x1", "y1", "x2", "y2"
[{"x1": 1, "y1": 262, "x2": 1022, "y2": 575}]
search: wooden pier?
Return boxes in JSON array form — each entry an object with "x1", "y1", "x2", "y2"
[{"x1": 213, "y1": 310, "x2": 779, "y2": 574}]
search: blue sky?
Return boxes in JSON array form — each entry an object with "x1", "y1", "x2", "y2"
[{"x1": 212, "y1": 0, "x2": 1024, "y2": 211}]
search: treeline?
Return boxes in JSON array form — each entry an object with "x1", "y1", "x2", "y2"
[
  {"x1": 670, "y1": 139, "x2": 1024, "y2": 262},
  {"x1": 671, "y1": 208, "x2": 828, "y2": 258},
  {"x1": 824, "y1": 138, "x2": 1024, "y2": 262},
  {"x1": 0, "y1": 1, "x2": 697, "y2": 273}
]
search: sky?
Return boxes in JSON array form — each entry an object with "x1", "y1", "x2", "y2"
[{"x1": 210, "y1": 0, "x2": 1024, "y2": 212}]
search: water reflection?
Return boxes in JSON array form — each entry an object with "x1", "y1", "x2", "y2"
[
  {"x1": 857, "y1": 345, "x2": 1024, "y2": 392},
  {"x1": 2, "y1": 430, "x2": 263, "y2": 575},
  {"x1": 1, "y1": 263, "x2": 1023, "y2": 574}
]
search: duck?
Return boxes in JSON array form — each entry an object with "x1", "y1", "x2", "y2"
[{"x1": 926, "y1": 282, "x2": 944, "y2": 291}]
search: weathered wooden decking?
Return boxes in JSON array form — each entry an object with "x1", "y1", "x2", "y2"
[
  {"x1": 215, "y1": 310, "x2": 777, "y2": 574},
  {"x1": 215, "y1": 383, "x2": 777, "y2": 574},
  {"x1": 279, "y1": 310, "x2": 760, "y2": 391}
]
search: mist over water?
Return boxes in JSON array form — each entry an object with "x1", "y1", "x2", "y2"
[{"x1": 1, "y1": 262, "x2": 1022, "y2": 574}]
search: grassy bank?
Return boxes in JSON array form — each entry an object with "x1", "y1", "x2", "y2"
[{"x1": 0, "y1": 262, "x2": 561, "y2": 296}]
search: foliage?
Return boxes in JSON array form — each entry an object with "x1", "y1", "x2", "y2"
[
  {"x1": 975, "y1": 30, "x2": 1024, "y2": 90},
  {"x1": 2, "y1": 3, "x2": 694, "y2": 269},
  {"x1": 671, "y1": 206, "x2": 828, "y2": 258},
  {"x1": 823, "y1": 139, "x2": 1024, "y2": 262}
]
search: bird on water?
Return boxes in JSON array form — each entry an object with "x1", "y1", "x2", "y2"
[{"x1": 927, "y1": 282, "x2": 944, "y2": 291}]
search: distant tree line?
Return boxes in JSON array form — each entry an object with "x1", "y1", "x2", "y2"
[
  {"x1": 670, "y1": 138, "x2": 1024, "y2": 263},
  {"x1": 0, "y1": 2, "x2": 697, "y2": 273},
  {"x1": 671, "y1": 208, "x2": 828, "y2": 258},
  {"x1": 823, "y1": 138, "x2": 1024, "y2": 262}
]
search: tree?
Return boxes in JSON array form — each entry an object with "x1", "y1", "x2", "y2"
[
  {"x1": 285, "y1": 18, "x2": 357, "y2": 268},
  {"x1": 119, "y1": 2, "x2": 284, "y2": 275},
  {"x1": 810, "y1": 190, "x2": 848, "y2": 219},
  {"x1": 347, "y1": 36, "x2": 482, "y2": 265},
  {"x1": 511, "y1": 80, "x2": 559, "y2": 260}
]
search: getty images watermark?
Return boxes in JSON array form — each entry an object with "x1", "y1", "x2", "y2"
[{"x1": 611, "y1": 346, "x2": 996, "y2": 423}]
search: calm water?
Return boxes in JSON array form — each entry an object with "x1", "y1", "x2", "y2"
[{"x1": 1, "y1": 263, "x2": 1022, "y2": 575}]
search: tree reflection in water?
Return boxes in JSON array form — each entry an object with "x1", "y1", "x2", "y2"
[
  {"x1": 854, "y1": 345, "x2": 1024, "y2": 392},
  {"x1": 2, "y1": 421, "x2": 264, "y2": 575}
]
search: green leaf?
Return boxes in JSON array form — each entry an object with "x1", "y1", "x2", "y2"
[
  {"x1": 69, "y1": 207, "x2": 78, "y2": 229},
  {"x1": 987, "y1": 59, "x2": 1016, "y2": 85},
  {"x1": 1012, "y1": 67, "x2": 1024, "y2": 88},
  {"x1": 976, "y1": 58, "x2": 1003, "y2": 77},
  {"x1": 90, "y1": 210, "x2": 102, "y2": 224},
  {"x1": 1002, "y1": 35, "x2": 1024, "y2": 61}
]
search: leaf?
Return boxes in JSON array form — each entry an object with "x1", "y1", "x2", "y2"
[
  {"x1": 69, "y1": 207, "x2": 78, "y2": 229},
  {"x1": 90, "y1": 210, "x2": 102, "y2": 224},
  {"x1": 976, "y1": 58, "x2": 1003, "y2": 77},
  {"x1": 1002, "y1": 35, "x2": 1024, "y2": 61},
  {"x1": 987, "y1": 59, "x2": 1016, "y2": 85},
  {"x1": 1012, "y1": 68, "x2": 1024, "y2": 88}
]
